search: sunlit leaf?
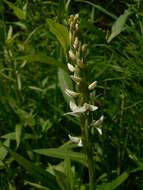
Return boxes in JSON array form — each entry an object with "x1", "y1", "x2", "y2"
[
  {"x1": 47, "y1": 19, "x2": 69, "y2": 54},
  {"x1": 107, "y1": 9, "x2": 130, "y2": 43},
  {"x1": 4, "y1": 0, "x2": 26, "y2": 20},
  {"x1": 0, "y1": 139, "x2": 10, "y2": 161},
  {"x1": 33, "y1": 147, "x2": 88, "y2": 167},
  {"x1": 58, "y1": 67, "x2": 74, "y2": 104}
]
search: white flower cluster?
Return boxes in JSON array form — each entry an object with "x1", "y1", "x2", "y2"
[{"x1": 66, "y1": 14, "x2": 104, "y2": 146}]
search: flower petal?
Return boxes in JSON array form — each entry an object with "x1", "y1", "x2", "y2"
[{"x1": 91, "y1": 115, "x2": 104, "y2": 127}]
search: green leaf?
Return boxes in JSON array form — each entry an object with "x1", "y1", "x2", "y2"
[
  {"x1": 4, "y1": 0, "x2": 26, "y2": 20},
  {"x1": 15, "y1": 124, "x2": 22, "y2": 149},
  {"x1": 54, "y1": 169, "x2": 71, "y2": 190},
  {"x1": 47, "y1": 19, "x2": 69, "y2": 54},
  {"x1": 58, "y1": 67, "x2": 74, "y2": 104},
  {"x1": 17, "y1": 53, "x2": 60, "y2": 65},
  {"x1": 33, "y1": 147, "x2": 88, "y2": 167},
  {"x1": 6, "y1": 148, "x2": 60, "y2": 190},
  {"x1": 1, "y1": 132, "x2": 33, "y2": 140},
  {"x1": 97, "y1": 172, "x2": 129, "y2": 190},
  {"x1": 0, "y1": 139, "x2": 10, "y2": 161},
  {"x1": 107, "y1": 9, "x2": 130, "y2": 43},
  {"x1": 15, "y1": 109, "x2": 35, "y2": 127},
  {"x1": 110, "y1": 172, "x2": 128, "y2": 189},
  {"x1": 128, "y1": 151, "x2": 143, "y2": 171},
  {"x1": 24, "y1": 181, "x2": 50, "y2": 190}
]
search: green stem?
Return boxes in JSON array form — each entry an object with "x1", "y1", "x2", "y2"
[
  {"x1": 84, "y1": 117, "x2": 95, "y2": 190},
  {"x1": 117, "y1": 92, "x2": 124, "y2": 176}
]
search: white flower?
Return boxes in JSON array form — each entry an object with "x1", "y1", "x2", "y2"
[
  {"x1": 69, "y1": 101, "x2": 78, "y2": 111},
  {"x1": 84, "y1": 103, "x2": 98, "y2": 112},
  {"x1": 68, "y1": 134, "x2": 83, "y2": 147},
  {"x1": 88, "y1": 81, "x2": 97, "y2": 90},
  {"x1": 67, "y1": 63, "x2": 75, "y2": 72},
  {"x1": 91, "y1": 115, "x2": 104, "y2": 127},
  {"x1": 64, "y1": 103, "x2": 98, "y2": 116},
  {"x1": 65, "y1": 89, "x2": 80, "y2": 98}
]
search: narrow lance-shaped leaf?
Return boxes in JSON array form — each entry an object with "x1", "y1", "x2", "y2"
[
  {"x1": 107, "y1": 9, "x2": 130, "y2": 43},
  {"x1": 33, "y1": 147, "x2": 88, "y2": 167},
  {"x1": 58, "y1": 67, "x2": 74, "y2": 104},
  {"x1": 47, "y1": 19, "x2": 69, "y2": 54},
  {"x1": 3, "y1": 147, "x2": 60, "y2": 190},
  {"x1": 97, "y1": 172, "x2": 128, "y2": 190},
  {"x1": 15, "y1": 124, "x2": 22, "y2": 149}
]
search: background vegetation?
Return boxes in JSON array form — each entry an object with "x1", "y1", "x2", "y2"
[{"x1": 0, "y1": 0, "x2": 143, "y2": 189}]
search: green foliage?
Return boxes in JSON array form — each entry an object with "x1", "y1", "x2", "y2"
[
  {"x1": 47, "y1": 19, "x2": 69, "y2": 54},
  {"x1": 58, "y1": 67, "x2": 74, "y2": 104},
  {"x1": 0, "y1": 0, "x2": 143, "y2": 189},
  {"x1": 107, "y1": 9, "x2": 131, "y2": 43},
  {"x1": 33, "y1": 145, "x2": 88, "y2": 167},
  {"x1": 97, "y1": 172, "x2": 129, "y2": 190}
]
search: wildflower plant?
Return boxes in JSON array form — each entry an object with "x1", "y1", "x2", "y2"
[{"x1": 65, "y1": 14, "x2": 104, "y2": 190}]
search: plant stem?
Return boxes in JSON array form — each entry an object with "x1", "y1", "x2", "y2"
[{"x1": 84, "y1": 117, "x2": 95, "y2": 190}]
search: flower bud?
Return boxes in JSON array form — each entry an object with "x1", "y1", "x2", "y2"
[
  {"x1": 65, "y1": 89, "x2": 80, "y2": 97},
  {"x1": 70, "y1": 75, "x2": 82, "y2": 84},
  {"x1": 77, "y1": 59, "x2": 85, "y2": 68},
  {"x1": 74, "y1": 14, "x2": 79, "y2": 21},
  {"x1": 73, "y1": 37, "x2": 79, "y2": 49},
  {"x1": 82, "y1": 44, "x2": 87, "y2": 55},
  {"x1": 75, "y1": 23, "x2": 79, "y2": 32},
  {"x1": 69, "y1": 15, "x2": 74, "y2": 24},
  {"x1": 67, "y1": 63, "x2": 75, "y2": 72},
  {"x1": 69, "y1": 50, "x2": 76, "y2": 61},
  {"x1": 88, "y1": 81, "x2": 97, "y2": 90}
]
